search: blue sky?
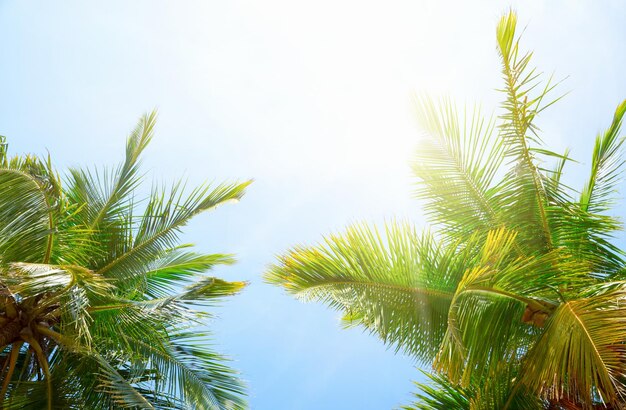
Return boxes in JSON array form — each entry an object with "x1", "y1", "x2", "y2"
[{"x1": 1, "y1": 1, "x2": 625, "y2": 408}]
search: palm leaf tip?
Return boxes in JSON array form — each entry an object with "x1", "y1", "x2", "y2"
[
  {"x1": 204, "y1": 179, "x2": 253, "y2": 208},
  {"x1": 496, "y1": 10, "x2": 518, "y2": 60},
  {"x1": 126, "y1": 110, "x2": 158, "y2": 162},
  {"x1": 183, "y1": 278, "x2": 247, "y2": 302}
]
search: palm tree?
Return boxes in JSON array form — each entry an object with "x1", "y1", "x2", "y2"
[
  {"x1": 266, "y1": 11, "x2": 626, "y2": 409},
  {"x1": 0, "y1": 113, "x2": 250, "y2": 409}
]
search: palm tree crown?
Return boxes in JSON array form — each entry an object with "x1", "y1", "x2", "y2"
[
  {"x1": 0, "y1": 114, "x2": 250, "y2": 409},
  {"x1": 266, "y1": 11, "x2": 626, "y2": 409}
]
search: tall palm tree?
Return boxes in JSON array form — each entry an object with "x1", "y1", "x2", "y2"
[
  {"x1": 0, "y1": 114, "x2": 250, "y2": 409},
  {"x1": 266, "y1": 11, "x2": 626, "y2": 409}
]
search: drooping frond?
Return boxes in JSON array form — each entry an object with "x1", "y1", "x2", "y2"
[
  {"x1": 435, "y1": 228, "x2": 595, "y2": 384},
  {"x1": 469, "y1": 364, "x2": 543, "y2": 410},
  {"x1": 92, "y1": 353, "x2": 157, "y2": 409},
  {"x1": 5, "y1": 263, "x2": 111, "y2": 297},
  {"x1": 127, "y1": 331, "x2": 246, "y2": 410},
  {"x1": 521, "y1": 282, "x2": 626, "y2": 407},
  {"x1": 403, "y1": 371, "x2": 472, "y2": 410},
  {"x1": 403, "y1": 366, "x2": 543, "y2": 410},
  {"x1": 0, "y1": 168, "x2": 54, "y2": 264},
  {"x1": 266, "y1": 221, "x2": 478, "y2": 362}
]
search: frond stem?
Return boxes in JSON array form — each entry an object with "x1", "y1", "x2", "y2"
[
  {"x1": 0, "y1": 341, "x2": 23, "y2": 399},
  {"x1": 463, "y1": 286, "x2": 555, "y2": 313},
  {"x1": 300, "y1": 280, "x2": 455, "y2": 301},
  {"x1": 22, "y1": 335, "x2": 53, "y2": 410},
  {"x1": 500, "y1": 53, "x2": 553, "y2": 250}
]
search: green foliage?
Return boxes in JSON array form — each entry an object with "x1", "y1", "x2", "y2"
[
  {"x1": 267, "y1": 10, "x2": 626, "y2": 409},
  {"x1": 403, "y1": 367, "x2": 543, "y2": 410},
  {"x1": 0, "y1": 113, "x2": 250, "y2": 409},
  {"x1": 267, "y1": 222, "x2": 474, "y2": 362}
]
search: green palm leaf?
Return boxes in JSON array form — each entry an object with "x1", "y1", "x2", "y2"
[
  {"x1": 403, "y1": 371, "x2": 472, "y2": 410},
  {"x1": 96, "y1": 180, "x2": 250, "y2": 283},
  {"x1": 67, "y1": 111, "x2": 156, "y2": 231},
  {"x1": 412, "y1": 96, "x2": 504, "y2": 241},
  {"x1": 581, "y1": 100, "x2": 626, "y2": 213},
  {"x1": 0, "y1": 168, "x2": 54, "y2": 264},
  {"x1": 521, "y1": 283, "x2": 626, "y2": 406},
  {"x1": 267, "y1": 221, "x2": 477, "y2": 362}
]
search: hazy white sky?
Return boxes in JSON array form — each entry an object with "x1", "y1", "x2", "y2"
[{"x1": 1, "y1": 1, "x2": 625, "y2": 408}]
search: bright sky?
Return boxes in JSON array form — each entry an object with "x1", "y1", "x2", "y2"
[{"x1": 1, "y1": 1, "x2": 625, "y2": 408}]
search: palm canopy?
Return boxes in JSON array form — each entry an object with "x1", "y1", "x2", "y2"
[
  {"x1": 266, "y1": 11, "x2": 626, "y2": 409},
  {"x1": 0, "y1": 115, "x2": 250, "y2": 409}
]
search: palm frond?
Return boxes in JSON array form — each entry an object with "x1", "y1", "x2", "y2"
[
  {"x1": 403, "y1": 371, "x2": 472, "y2": 410},
  {"x1": 96, "y1": 180, "x2": 251, "y2": 282},
  {"x1": 91, "y1": 352, "x2": 156, "y2": 409},
  {"x1": 580, "y1": 100, "x2": 626, "y2": 213},
  {"x1": 403, "y1": 366, "x2": 543, "y2": 410},
  {"x1": 67, "y1": 111, "x2": 157, "y2": 231},
  {"x1": 121, "y1": 331, "x2": 246, "y2": 410},
  {"x1": 141, "y1": 248, "x2": 236, "y2": 299},
  {"x1": 493, "y1": 11, "x2": 564, "y2": 254},
  {"x1": 521, "y1": 282, "x2": 626, "y2": 406},
  {"x1": 0, "y1": 168, "x2": 54, "y2": 264},
  {"x1": 266, "y1": 221, "x2": 478, "y2": 362},
  {"x1": 412, "y1": 96, "x2": 504, "y2": 242},
  {"x1": 435, "y1": 228, "x2": 594, "y2": 384}
]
